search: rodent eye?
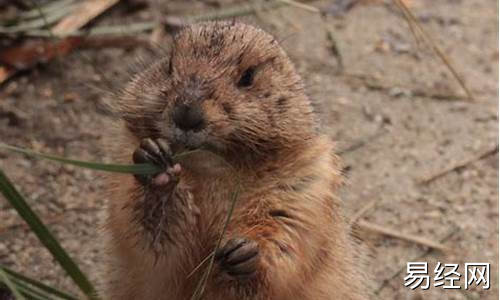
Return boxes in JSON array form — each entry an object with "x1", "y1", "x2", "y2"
[{"x1": 237, "y1": 67, "x2": 255, "y2": 88}]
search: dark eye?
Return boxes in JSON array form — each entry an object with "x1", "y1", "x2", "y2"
[{"x1": 237, "y1": 67, "x2": 255, "y2": 87}]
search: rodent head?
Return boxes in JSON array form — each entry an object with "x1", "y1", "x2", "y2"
[{"x1": 118, "y1": 21, "x2": 318, "y2": 158}]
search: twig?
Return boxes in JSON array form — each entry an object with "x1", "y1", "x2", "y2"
[
  {"x1": 357, "y1": 220, "x2": 449, "y2": 252},
  {"x1": 0, "y1": 66, "x2": 16, "y2": 85},
  {"x1": 418, "y1": 144, "x2": 499, "y2": 185},
  {"x1": 374, "y1": 225, "x2": 459, "y2": 295},
  {"x1": 392, "y1": 0, "x2": 475, "y2": 101}
]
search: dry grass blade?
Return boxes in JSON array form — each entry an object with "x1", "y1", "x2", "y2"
[
  {"x1": 276, "y1": 0, "x2": 320, "y2": 13},
  {"x1": 392, "y1": 0, "x2": 424, "y2": 47},
  {"x1": 186, "y1": 251, "x2": 215, "y2": 279},
  {"x1": 418, "y1": 144, "x2": 499, "y2": 185},
  {"x1": 5, "y1": 0, "x2": 287, "y2": 37},
  {"x1": 20, "y1": 0, "x2": 76, "y2": 20},
  {"x1": 392, "y1": 0, "x2": 475, "y2": 101},
  {"x1": 342, "y1": 72, "x2": 469, "y2": 101},
  {"x1": 374, "y1": 225, "x2": 459, "y2": 295},
  {"x1": 0, "y1": 7, "x2": 72, "y2": 33},
  {"x1": 52, "y1": 0, "x2": 120, "y2": 36},
  {"x1": 191, "y1": 181, "x2": 241, "y2": 300},
  {"x1": 3, "y1": 22, "x2": 155, "y2": 37},
  {"x1": 164, "y1": 0, "x2": 287, "y2": 26},
  {"x1": 357, "y1": 220, "x2": 449, "y2": 252},
  {"x1": 349, "y1": 197, "x2": 380, "y2": 224}
]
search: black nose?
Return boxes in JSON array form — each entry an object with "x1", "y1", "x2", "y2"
[{"x1": 172, "y1": 104, "x2": 205, "y2": 131}]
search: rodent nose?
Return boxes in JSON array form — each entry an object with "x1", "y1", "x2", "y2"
[{"x1": 172, "y1": 104, "x2": 205, "y2": 132}]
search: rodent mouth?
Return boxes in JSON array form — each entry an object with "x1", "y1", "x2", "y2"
[
  {"x1": 171, "y1": 130, "x2": 203, "y2": 149},
  {"x1": 162, "y1": 123, "x2": 227, "y2": 156},
  {"x1": 170, "y1": 128, "x2": 221, "y2": 153}
]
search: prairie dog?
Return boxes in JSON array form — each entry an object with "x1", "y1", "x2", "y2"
[{"x1": 104, "y1": 21, "x2": 366, "y2": 300}]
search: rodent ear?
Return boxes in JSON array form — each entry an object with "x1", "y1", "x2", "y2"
[{"x1": 237, "y1": 67, "x2": 255, "y2": 88}]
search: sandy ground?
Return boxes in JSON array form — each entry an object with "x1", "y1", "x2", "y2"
[{"x1": 0, "y1": 0, "x2": 498, "y2": 299}]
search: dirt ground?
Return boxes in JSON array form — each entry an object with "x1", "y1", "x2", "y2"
[{"x1": 0, "y1": 0, "x2": 498, "y2": 299}]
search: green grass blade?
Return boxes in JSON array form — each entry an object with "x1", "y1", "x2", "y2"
[
  {"x1": 0, "y1": 267, "x2": 25, "y2": 300},
  {"x1": 0, "y1": 282, "x2": 46, "y2": 300},
  {"x1": 0, "y1": 143, "x2": 160, "y2": 175},
  {"x1": 10, "y1": 279, "x2": 48, "y2": 300},
  {"x1": 1, "y1": 266, "x2": 77, "y2": 300},
  {"x1": 0, "y1": 169, "x2": 99, "y2": 299}
]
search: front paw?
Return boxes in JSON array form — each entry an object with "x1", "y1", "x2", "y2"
[
  {"x1": 132, "y1": 138, "x2": 181, "y2": 186},
  {"x1": 215, "y1": 237, "x2": 259, "y2": 279}
]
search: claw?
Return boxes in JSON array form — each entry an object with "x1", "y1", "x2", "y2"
[
  {"x1": 216, "y1": 237, "x2": 259, "y2": 279},
  {"x1": 132, "y1": 138, "x2": 179, "y2": 186}
]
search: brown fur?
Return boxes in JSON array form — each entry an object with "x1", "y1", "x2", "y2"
[{"x1": 103, "y1": 21, "x2": 367, "y2": 300}]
